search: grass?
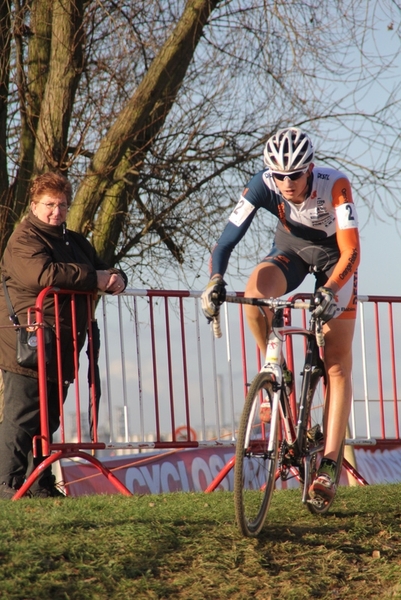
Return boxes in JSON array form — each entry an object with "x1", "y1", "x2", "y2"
[{"x1": 1, "y1": 483, "x2": 401, "y2": 599}]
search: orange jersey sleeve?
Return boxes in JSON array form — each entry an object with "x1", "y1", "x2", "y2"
[{"x1": 328, "y1": 178, "x2": 360, "y2": 290}]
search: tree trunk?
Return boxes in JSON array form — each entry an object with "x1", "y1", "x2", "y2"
[
  {"x1": 0, "y1": 0, "x2": 12, "y2": 251},
  {"x1": 15, "y1": 0, "x2": 53, "y2": 212},
  {"x1": 33, "y1": 0, "x2": 85, "y2": 174},
  {"x1": 68, "y1": 0, "x2": 222, "y2": 263}
]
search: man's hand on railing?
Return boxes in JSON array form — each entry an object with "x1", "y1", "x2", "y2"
[{"x1": 97, "y1": 271, "x2": 126, "y2": 295}]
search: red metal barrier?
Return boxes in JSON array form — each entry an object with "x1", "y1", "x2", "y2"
[
  {"x1": 9, "y1": 288, "x2": 401, "y2": 498},
  {"x1": 13, "y1": 287, "x2": 132, "y2": 499}
]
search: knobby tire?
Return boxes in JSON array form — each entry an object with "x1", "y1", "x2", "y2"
[{"x1": 234, "y1": 372, "x2": 279, "y2": 537}]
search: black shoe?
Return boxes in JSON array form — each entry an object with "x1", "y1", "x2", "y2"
[
  {"x1": 30, "y1": 475, "x2": 66, "y2": 499},
  {"x1": 31, "y1": 486, "x2": 66, "y2": 498},
  {"x1": 0, "y1": 482, "x2": 19, "y2": 500}
]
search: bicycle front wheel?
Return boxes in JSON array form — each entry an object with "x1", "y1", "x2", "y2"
[{"x1": 234, "y1": 372, "x2": 279, "y2": 537}]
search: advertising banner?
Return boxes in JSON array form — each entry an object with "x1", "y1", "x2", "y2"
[{"x1": 61, "y1": 444, "x2": 401, "y2": 497}]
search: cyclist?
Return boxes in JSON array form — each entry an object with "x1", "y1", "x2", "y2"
[{"x1": 201, "y1": 127, "x2": 360, "y2": 504}]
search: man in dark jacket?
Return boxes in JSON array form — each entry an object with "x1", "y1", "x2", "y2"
[{"x1": 0, "y1": 171, "x2": 127, "y2": 499}]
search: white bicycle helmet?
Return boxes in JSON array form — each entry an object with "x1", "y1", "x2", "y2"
[{"x1": 263, "y1": 127, "x2": 314, "y2": 172}]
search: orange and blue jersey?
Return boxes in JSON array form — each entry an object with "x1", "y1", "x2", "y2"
[{"x1": 210, "y1": 166, "x2": 360, "y2": 292}]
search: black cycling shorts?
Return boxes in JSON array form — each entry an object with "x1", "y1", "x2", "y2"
[{"x1": 261, "y1": 230, "x2": 357, "y2": 319}]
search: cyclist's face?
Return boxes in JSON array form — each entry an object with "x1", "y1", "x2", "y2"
[{"x1": 273, "y1": 164, "x2": 313, "y2": 204}]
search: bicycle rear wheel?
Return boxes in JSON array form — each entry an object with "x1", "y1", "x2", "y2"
[
  {"x1": 303, "y1": 369, "x2": 344, "y2": 515},
  {"x1": 234, "y1": 372, "x2": 279, "y2": 537}
]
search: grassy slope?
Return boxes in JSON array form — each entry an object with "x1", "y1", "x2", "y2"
[{"x1": 0, "y1": 484, "x2": 401, "y2": 600}]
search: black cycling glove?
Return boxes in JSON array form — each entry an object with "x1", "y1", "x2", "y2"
[
  {"x1": 313, "y1": 286, "x2": 337, "y2": 322},
  {"x1": 201, "y1": 276, "x2": 227, "y2": 321}
]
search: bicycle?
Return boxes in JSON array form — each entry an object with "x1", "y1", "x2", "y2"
[{"x1": 213, "y1": 293, "x2": 344, "y2": 537}]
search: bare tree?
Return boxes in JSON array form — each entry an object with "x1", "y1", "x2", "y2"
[{"x1": 1, "y1": 0, "x2": 400, "y2": 286}]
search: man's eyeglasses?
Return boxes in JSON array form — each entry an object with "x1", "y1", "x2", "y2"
[
  {"x1": 37, "y1": 202, "x2": 69, "y2": 212},
  {"x1": 271, "y1": 168, "x2": 308, "y2": 181}
]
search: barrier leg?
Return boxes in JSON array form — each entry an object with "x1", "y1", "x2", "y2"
[
  {"x1": 12, "y1": 450, "x2": 133, "y2": 499},
  {"x1": 342, "y1": 457, "x2": 369, "y2": 486}
]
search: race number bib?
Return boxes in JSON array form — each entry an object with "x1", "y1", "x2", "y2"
[
  {"x1": 335, "y1": 203, "x2": 359, "y2": 230},
  {"x1": 229, "y1": 197, "x2": 255, "y2": 227}
]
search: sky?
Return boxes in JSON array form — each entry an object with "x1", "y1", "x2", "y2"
[
  {"x1": 193, "y1": 3, "x2": 401, "y2": 300},
  {"x1": 63, "y1": 2, "x2": 401, "y2": 442},
  {"x1": 356, "y1": 208, "x2": 401, "y2": 297}
]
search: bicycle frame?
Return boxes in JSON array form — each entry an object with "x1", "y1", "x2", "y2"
[
  {"x1": 253, "y1": 303, "x2": 325, "y2": 491},
  {"x1": 219, "y1": 294, "x2": 326, "y2": 488}
]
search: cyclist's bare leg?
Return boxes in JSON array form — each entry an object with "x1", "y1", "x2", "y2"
[
  {"x1": 244, "y1": 263, "x2": 287, "y2": 354},
  {"x1": 321, "y1": 317, "x2": 356, "y2": 462}
]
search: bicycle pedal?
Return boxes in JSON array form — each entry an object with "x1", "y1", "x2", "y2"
[{"x1": 307, "y1": 495, "x2": 327, "y2": 509}]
